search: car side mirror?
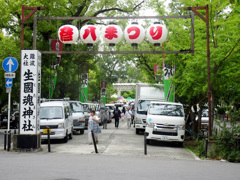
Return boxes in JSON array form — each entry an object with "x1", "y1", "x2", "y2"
[{"x1": 65, "y1": 114, "x2": 69, "y2": 119}]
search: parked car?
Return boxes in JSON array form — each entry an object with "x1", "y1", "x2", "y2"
[
  {"x1": 145, "y1": 101, "x2": 185, "y2": 146},
  {"x1": 40, "y1": 101, "x2": 73, "y2": 143},
  {"x1": 0, "y1": 110, "x2": 19, "y2": 129},
  {"x1": 105, "y1": 104, "x2": 115, "y2": 117},
  {"x1": 69, "y1": 101, "x2": 85, "y2": 134},
  {"x1": 195, "y1": 110, "x2": 209, "y2": 129}
]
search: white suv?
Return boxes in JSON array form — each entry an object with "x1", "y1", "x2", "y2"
[{"x1": 40, "y1": 101, "x2": 73, "y2": 143}]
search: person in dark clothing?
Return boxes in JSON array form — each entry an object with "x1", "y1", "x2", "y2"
[
  {"x1": 122, "y1": 107, "x2": 126, "y2": 114},
  {"x1": 113, "y1": 107, "x2": 121, "y2": 128},
  {"x1": 121, "y1": 107, "x2": 126, "y2": 121}
]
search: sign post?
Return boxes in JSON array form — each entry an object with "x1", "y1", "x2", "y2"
[
  {"x1": 16, "y1": 50, "x2": 41, "y2": 150},
  {"x1": 2, "y1": 57, "x2": 18, "y2": 151}
]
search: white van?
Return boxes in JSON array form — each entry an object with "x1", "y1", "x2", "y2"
[
  {"x1": 40, "y1": 101, "x2": 73, "y2": 143},
  {"x1": 145, "y1": 102, "x2": 185, "y2": 145},
  {"x1": 69, "y1": 101, "x2": 85, "y2": 134}
]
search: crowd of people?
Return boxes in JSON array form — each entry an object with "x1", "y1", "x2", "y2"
[{"x1": 88, "y1": 104, "x2": 135, "y2": 145}]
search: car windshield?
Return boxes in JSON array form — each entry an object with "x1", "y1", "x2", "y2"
[
  {"x1": 137, "y1": 100, "x2": 151, "y2": 114},
  {"x1": 148, "y1": 103, "x2": 184, "y2": 117},
  {"x1": 70, "y1": 102, "x2": 83, "y2": 113},
  {"x1": 83, "y1": 104, "x2": 90, "y2": 112},
  {"x1": 202, "y1": 111, "x2": 208, "y2": 117},
  {"x1": 40, "y1": 106, "x2": 63, "y2": 119},
  {"x1": 107, "y1": 106, "x2": 114, "y2": 110}
]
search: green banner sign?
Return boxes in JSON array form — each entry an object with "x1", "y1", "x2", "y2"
[{"x1": 163, "y1": 62, "x2": 175, "y2": 102}]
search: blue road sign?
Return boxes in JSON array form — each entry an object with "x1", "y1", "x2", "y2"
[
  {"x1": 2, "y1": 57, "x2": 18, "y2": 72},
  {"x1": 5, "y1": 78, "x2": 13, "y2": 88}
]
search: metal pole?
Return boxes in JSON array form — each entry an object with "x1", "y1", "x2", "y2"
[
  {"x1": 33, "y1": 14, "x2": 37, "y2": 50},
  {"x1": 205, "y1": 129, "x2": 208, "y2": 158},
  {"x1": 4, "y1": 131, "x2": 7, "y2": 150},
  {"x1": 7, "y1": 130, "x2": 11, "y2": 151},
  {"x1": 7, "y1": 90, "x2": 11, "y2": 132},
  {"x1": 91, "y1": 130, "x2": 98, "y2": 153},
  {"x1": 191, "y1": 12, "x2": 195, "y2": 56},
  {"x1": 144, "y1": 132, "x2": 147, "y2": 155},
  {"x1": 47, "y1": 128, "x2": 51, "y2": 152},
  {"x1": 21, "y1": 5, "x2": 25, "y2": 50},
  {"x1": 6, "y1": 89, "x2": 11, "y2": 150},
  {"x1": 206, "y1": 5, "x2": 212, "y2": 137}
]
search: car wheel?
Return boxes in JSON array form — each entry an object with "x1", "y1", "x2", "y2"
[
  {"x1": 63, "y1": 131, "x2": 68, "y2": 143},
  {"x1": 80, "y1": 129, "x2": 84, "y2": 134},
  {"x1": 136, "y1": 128, "x2": 139, "y2": 134}
]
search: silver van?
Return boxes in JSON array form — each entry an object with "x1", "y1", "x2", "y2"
[
  {"x1": 69, "y1": 101, "x2": 85, "y2": 134},
  {"x1": 40, "y1": 101, "x2": 73, "y2": 143}
]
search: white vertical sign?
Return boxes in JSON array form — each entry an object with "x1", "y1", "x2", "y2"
[
  {"x1": 20, "y1": 50, "x2": 41, "y2": 134},
  {"x1": 163, "y1": 62, "x2": 175, "y2": 80}
]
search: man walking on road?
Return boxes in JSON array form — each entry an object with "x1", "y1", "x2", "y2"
[
  {"x1": 113, "y1": 107, "x2": 121, "y2": 128},
  {"x1": 125, "y1": 107, "x2": 133, "y2": 129}
]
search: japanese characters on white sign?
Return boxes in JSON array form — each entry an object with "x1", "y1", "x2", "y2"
[
  {"x1": 163, "y1": 62, "x2": 175, "y2": 80},
  {"x1": 81, "y1": 73, "x2": 88, "y2": 88},
  {"x1": 20, "y1": 50, "x2": 41, "y2": 134}
]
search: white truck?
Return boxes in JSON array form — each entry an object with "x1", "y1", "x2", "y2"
[
  {"x1": 145, "y1": 101, "x2": 185, "y2": 146},
  {"x1": 134, "y1": 83, "x2": 165, "y2": 134}
]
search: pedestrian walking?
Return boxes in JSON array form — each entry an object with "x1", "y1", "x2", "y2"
[
  {"x1": 131, "y1": 106, "x2": 135, "y2": 127},
  {"x1": 125, "y1": 107, "x2": 133, "y2": 129},
  {"x1": 103, "y1": 108, "x2": 108, "y2": 129},
  {"x1": 122, "y1": 107, "x2": 126, "y2": 121},
  {"x1": 88, "y1": 110, "x2": 101, "y2": 145},
  {"x1": 113, "y1": 107, "x2": 121, "y2": 128}
]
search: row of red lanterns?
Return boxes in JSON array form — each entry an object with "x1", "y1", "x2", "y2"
[{"x1": 58, "y1": 22, "x2": 168, "y2": 47}]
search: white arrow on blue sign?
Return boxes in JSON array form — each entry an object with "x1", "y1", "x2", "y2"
[
  {"x1": 2, "y1": 57, "x2": 18, "y2": 72},
  {"x1": 5, "y1": 78, "x2": 13, "y2": 88}
]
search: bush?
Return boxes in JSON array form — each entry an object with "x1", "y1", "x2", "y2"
[
  {"x1": 211, "y1": 109, "x2": 240, "y2": 161},
  {"x1": 196, "y1": 139, "x2": 205, "y2": 158}
]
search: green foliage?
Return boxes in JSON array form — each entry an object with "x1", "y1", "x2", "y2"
[
  {"x1": 121, "y1": 90, "x2": 135, "y2": 99},
  {"x1": 209, "y1": 112, "x2": 240, "y2": 161},
  {"x1": 196, "y1": 139, "x2": 206, "y2": 158}
]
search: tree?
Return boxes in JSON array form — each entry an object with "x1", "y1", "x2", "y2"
[
  {"x1": 155, "y1": 0, "x2": 240, "y2": 134},
  {"x1": 0, "y1": 0, "x2": 146, "y2": 105}
]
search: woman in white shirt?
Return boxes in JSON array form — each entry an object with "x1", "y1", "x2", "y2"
[
  {"x1": 88, "y1": 110, "x2": 101, "y2": 145},
  {"x1": 125, "y1": 107, "x2": 133, "y2": 129}
]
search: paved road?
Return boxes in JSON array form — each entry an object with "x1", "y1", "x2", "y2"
[
  {"x1": 38, "y1": 120, "x2": 196, "y2": 160},
  {"x1": 0, "y1": 153, "x2": 239, "y2": 180},
  {"x1": 0, "y1": 121, "x2": 240, "y2": 180},
  {"x1": 0, "y1": 120, "x2": 195, "y2": 160}
]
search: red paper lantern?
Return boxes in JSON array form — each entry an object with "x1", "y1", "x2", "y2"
[
  {"x1": 58, "y1": 25, "x2": 79, "y2": 44},
  {"x1": 146, "y1": 22, "x2": 168, "y2": 46},
  {"x1": 80, "y1": 24, "x2": 101, "y2": 46},
  {"x1": 124, "y1": 22, "x2": 145, "y2": 47},
  {"x1": 103, "y1": 23, "x2": 123, "y2": 46}
]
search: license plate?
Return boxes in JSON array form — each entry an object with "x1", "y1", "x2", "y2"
[
  {"x1": 163, "y1": 136, "x2": 168, "y2": 140},
  {"x1": 3, "y1": 119, "x2": 7, "y2": 122},
  {"x1": 43, "y1": 129, "x2": 51, "y2": 133}
]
